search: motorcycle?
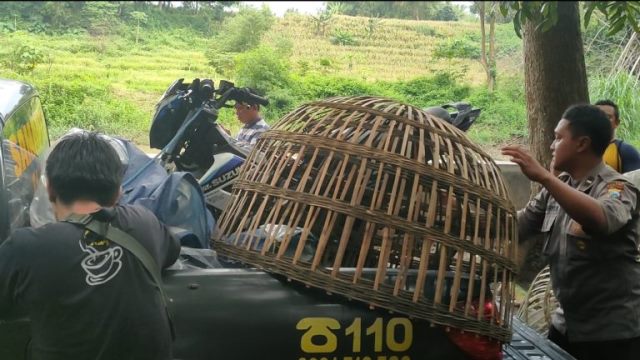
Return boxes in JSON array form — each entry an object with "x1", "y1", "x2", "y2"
[
  {"x1": 148, "y1": 78, "x2": 481, "y2": 222},
  {"x1": 146, "y1": 78, "x2": 268, "y2": 221},
  {"x1": 423, "y1": 102, "x2": 481, "y2": 132}
]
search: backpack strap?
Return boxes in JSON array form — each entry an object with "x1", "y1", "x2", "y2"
[{"x1": 66, "y1": 213, "x2": 176, "y2": 340}]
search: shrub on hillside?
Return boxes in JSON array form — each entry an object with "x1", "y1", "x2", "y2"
[
  {"x1": 330, "y1": 29, "x2": 358, "y2": 46},
  {"x1": 3, "y1": 45, "x2": 44, "y2": 74},
  {"x1": 393, "y1": 72, "x2": 471, "y2": 107},
  {"x1": 433, "y1": 38, "x2": 480, "y2": 60},
  {"x1": 83, "y1": 2, "x2": 120, "y2": 35},
  {"x1": 234, "y1": 45, "x2": 291, "y2": 92},
  {"x1": 415, "y1": 25, "x2": 441, "y2": 37},
  {"x1": 207, "y1": 52, "x2": 235, "y2": 77},
  {"x1": 216, "y1": 6, "x2": 275, "y2": 53}
]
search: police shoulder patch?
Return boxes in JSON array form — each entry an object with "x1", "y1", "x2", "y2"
[{"x1": 607, "y1": 181, "x2": 625, "y2": 200}]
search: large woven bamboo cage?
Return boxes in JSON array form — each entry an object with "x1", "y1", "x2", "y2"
[{"x1": 213, "y1": 96, "x2": 518, "y2": 341}]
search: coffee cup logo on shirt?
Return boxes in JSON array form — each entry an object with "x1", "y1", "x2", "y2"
[{"x1": 79, "y1": 239, "x2": 123, "y2": 286}]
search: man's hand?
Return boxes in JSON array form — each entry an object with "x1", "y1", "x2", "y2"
[{"x1": 501, "y1": 145, "x2": 552, "y2": 184}]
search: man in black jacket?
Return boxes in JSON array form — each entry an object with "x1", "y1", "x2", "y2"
[{"x1": 0, "y1": 131, "x2": 180, "y2": 360}]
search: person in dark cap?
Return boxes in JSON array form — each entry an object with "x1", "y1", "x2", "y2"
[{"x1": 234, "y1": 87, "x2": 270, "y2": 150}]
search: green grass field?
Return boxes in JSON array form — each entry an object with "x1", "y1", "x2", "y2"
[{"x1": 1, "y1": 12, "x2": 636, "y2": 152}]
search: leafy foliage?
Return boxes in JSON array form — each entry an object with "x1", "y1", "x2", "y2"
[
  {"x1": 310, "y1": 8, "x2": 334, "y2": 36},
  {"x1": 414, "y1": 25, "x2": 440, "y2": 37},
  {"x1": 234, "y1": 45, "x2": 291, "y2": 92},
  {"x1": 207, "y1": 52, "x2": 235, "y2": 77},
  {"x1": 83, "y1": 2, "x2": 120, "y2": 35},
  {"x1": 326, "y1": 1, "x2": 459, "y2": 21},
  {"x1": 499, "y1": 1, "x2": 640, "y2": 38},
  {"x1": 3, "y1": 45, "x2": 44, "y2": 74},
  {"x1": 0, "y1": 2, "x2": 239, "y2": 36},
  {"x1": 434, "y1": 3, "x2": 459, "y2": 21},
  {"x1": 215, "y1": 6, "x2": 275, "y2": 52},
  {"x1": 584, "y1": 1, "x2": 640, "y2": 35},
  {"x1": 330, "y1": 29, "x2": 358, "y2": 46},
  {"x1": 433, "y1": 38, "x2": 481, "y2": 60},
  {"x1": 392, "y1": 72, "x2": 471, "y2": 107}
]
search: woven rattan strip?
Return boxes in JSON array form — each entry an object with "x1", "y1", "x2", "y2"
[
  {"x1": 260, "y1": 130, "x2": 514, "y2": 209},
  {"x1": 233, "y1": 179, "x2": 517, "y2": 271},
  {"x1": 292, "y1": 100, "x2": 490, "y2": 158},
  {"x1": 214, "y1": 96, "x2": 518, "y2": 343}
]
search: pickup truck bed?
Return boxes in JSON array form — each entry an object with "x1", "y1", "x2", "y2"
[{"x1": 0, "y1": 267, "x2": 574, "y2": 360}]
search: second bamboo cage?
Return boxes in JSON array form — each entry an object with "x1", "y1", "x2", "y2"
[{"x1": 213, "y1": 96, "x2": 518, "y2": 341}]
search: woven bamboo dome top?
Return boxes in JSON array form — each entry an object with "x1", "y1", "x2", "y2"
[{"x1": 214, "y1": 96, "x2": 518, "y2": 342}]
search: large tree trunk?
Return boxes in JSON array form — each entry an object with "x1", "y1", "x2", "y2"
[
  {"x1": 523, "y1": 1, "x2": 589, "y2": 186},
  {"x1": 518, "y1": 1, "x2": 589, "y2": 287}
]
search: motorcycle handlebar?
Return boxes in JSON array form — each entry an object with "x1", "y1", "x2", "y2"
[{"x1": 230, "y1": 87, "x2": 269, "y2": 107}]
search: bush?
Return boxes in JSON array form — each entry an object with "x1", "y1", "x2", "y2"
[
  {"x1": 294, "y1": 74, "x2": 379, "y2": 100},
  {"x1": 3, "y1": 45, "x2": 44, "y2": 74},
  {"x1": 83, "y1": 2, "x2": 120, "y2": 35},
  {"x1": 216, "y1": 5, "x2": 275, "y2": 53},
  {"x1": 234, "y1": 45, "x2": 291, "y2": 92},
  {"x1": 433, "y1": 38, "x2": 480, "y2": 60},
  {"x1": 392, "y1": 72, "x2": 471, "y2": 107},
  {"x1": 330, "y1": 29, "x2": 358, "y2": 46},
  {"x1": 434, "y1": 3, "x2": 459, "y2": 21},
  {"x1": 207, "y1": 52, "x2": 235, "y2": 77},
  {"x1": 415, "y1": 25, "x2": 440, "y2": 37}
]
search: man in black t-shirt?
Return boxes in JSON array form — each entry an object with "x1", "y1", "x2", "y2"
[{"x1": 0, "y1": 131, "x2": 180, "y2": 360}]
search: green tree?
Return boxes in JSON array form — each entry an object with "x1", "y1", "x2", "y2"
[
  {"x1": 234, "y1": 45, "x2": 291, "y2": 92},
  {"x1": 42, "y1": 2, "x2": 72, "y2": 30},
  {"x1": 434, "y1": 3, "x2": 458, "y2": 21},
  {"x1": 83, "y1": 2, "x2": 120, "y2": 35},
  {"x1": 216, "y1": 5, "x2": 275, "y2": 52},
  {"x1": 130, "y1": 11, "x2": 147, "y2": 45}
]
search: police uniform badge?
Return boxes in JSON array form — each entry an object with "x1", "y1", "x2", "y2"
[{"x1": 607, "y1": 181, "x2": 625, "y2": 200}]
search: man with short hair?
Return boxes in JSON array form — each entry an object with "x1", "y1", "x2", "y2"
[
  {"x1": 234, "y1": 88, "x2": 270, "y2": 150},
  {"x1": 0, "y1": 131, "x2": 179, "y2": 360},
  {"x1": 595, "y1": 99, "x2": 640, "y2": 173},
  {"x1": 503, "y1": 104, "x2": 640, "y2": 360}
]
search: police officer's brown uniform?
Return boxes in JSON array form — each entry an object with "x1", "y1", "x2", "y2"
[{"x1": 519, "y1": 162, "x2": 640, "y2": 358}]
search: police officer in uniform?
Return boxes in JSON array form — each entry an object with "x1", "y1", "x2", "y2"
[{"x1": 502, "y1": 104, "x2": 640, "y2": 360}]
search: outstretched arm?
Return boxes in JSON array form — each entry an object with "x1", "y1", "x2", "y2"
[{"x1": 502, "y1": 146, "x2": 607, "y2": 233}]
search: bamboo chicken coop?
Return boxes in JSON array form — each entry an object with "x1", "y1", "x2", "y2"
[{"x1": 213, "y1": 96, "x2": 518, "y2": 342}]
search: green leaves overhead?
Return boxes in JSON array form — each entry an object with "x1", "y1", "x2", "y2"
[
  {"x1": 584, "y1": 1, "x2": 640, "y2": 35},
  {"x1": 500, "y1": 1, "x2": 640, "y2": 38}
]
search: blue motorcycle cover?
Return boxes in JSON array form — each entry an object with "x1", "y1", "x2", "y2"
[{"x1": 119, "y1": 139, "x2": 214, "y2": 249}]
